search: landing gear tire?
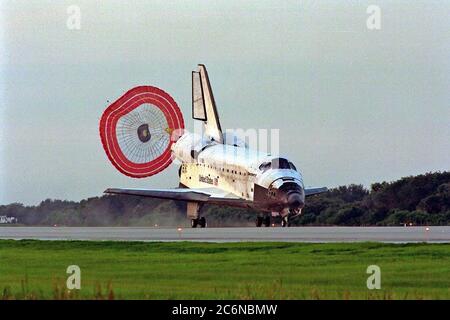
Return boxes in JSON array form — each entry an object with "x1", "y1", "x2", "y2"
[
  {"x1": 256, "y1": 216, "x2": 263, "y2": 227},
  {"x1": 263, "y1": 216, "x2": 271, "y2": 227},
  {"x1": 191, "y1": 217, "x2": 206, "y2": 228},
  {"x1": 281, "y1": 216, "x2": 291, "y2": 227}
]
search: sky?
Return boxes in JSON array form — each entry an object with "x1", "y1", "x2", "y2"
[{"x1": 1, "y1": 0, "x2": 449, "y2": 205}]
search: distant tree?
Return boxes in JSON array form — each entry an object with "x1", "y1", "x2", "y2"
[
  {"x1": 329, "y1": 205, "x2": 365, "y2": 226},
  {"x1": 326, "y1": 184, "x2": 368, "y2": 203},
  {"x1": 417, "y1": 183, "x2": 450, "y2": 213}
]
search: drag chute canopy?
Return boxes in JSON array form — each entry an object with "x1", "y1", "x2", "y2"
[{"x1": 99, "y1": 86, "x2": 184, "y2": 178}]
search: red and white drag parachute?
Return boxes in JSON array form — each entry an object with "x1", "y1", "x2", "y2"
[{"x1": 99, "y1": 86, "x2": 184, "y2": 178}]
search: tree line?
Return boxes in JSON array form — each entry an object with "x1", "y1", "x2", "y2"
[{"x1": 1, "y1": 171, "x2": 449, "y2": 226}]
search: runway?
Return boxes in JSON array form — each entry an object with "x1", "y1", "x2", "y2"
[{"x1": 0, "y1": 226, "x2": 449, "y2": 242}]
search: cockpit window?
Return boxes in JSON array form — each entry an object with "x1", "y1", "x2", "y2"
[
  {"x1": 271, "y1": 158, "x2": 290, "y2": 169},
  {"x1": 259, "y1": 158, "x2": 298, "y2": 171},
  {"x1": 259, "y1": 162, "x2": 271, "y2": 172},
  {"x1": 289, "y1": 162, "x2": 297, "y2": 171}
]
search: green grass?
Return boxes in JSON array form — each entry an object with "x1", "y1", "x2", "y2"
[{"x1": 0, "y1": 240, "x2": 449, "y2": 299}]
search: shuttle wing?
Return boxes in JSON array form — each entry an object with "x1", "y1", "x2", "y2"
[
  {"x1": 104, "y1": 187, "x2": 252, "y2": 208},
  {"x1": 305, "y1": 187, "x2": 328, "y2": 196}
]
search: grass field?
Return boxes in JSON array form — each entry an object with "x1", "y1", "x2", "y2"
[{"x1": 0, "y1": 240, "x2": 449, "y2": 299}]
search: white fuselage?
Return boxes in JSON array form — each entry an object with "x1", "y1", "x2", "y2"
[{"x1": 172, "y1": 132, "x2": 305, "y2": 213}]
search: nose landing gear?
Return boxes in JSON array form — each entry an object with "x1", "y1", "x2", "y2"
[
  {"x1": 281, "y1": 209, "x2": 301, "y2": 227},
  {"x1": 256, "y1": 210, "x2": 299, "y2": 227},
  {"x1": 281, "y1": 216, "x2": 291, "y2": 227}
]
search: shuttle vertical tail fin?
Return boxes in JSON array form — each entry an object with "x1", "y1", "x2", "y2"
[{"x1": 192, "y1": 64, "x2": 223, "y2": 143}]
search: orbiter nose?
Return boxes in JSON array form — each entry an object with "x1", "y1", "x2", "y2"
[{"x1": 287, "y1": 192, "x2": 304, "y2": 209}]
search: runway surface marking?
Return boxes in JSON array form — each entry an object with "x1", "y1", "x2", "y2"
[{"x1": 0, "y1": 226, "x2": 449, "y2": 242}]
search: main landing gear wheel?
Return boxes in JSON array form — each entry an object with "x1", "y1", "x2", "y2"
[
  {"x1": 263, "y1": 216, "x2": 271, "y2": 227},
  {"x1": 191, "y1": 217, "x2": 207, "y2": 228},
  {"x1": 256, "y1": 216, "x2": 263, "y2": 227},
  {"x1": 256, "y1": 216, "x2": 271, "y2": 227}
]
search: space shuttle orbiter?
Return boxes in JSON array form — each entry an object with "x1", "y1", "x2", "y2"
[{"x1": 99, "y1": 65, "x2": 327, "y2": 227}]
